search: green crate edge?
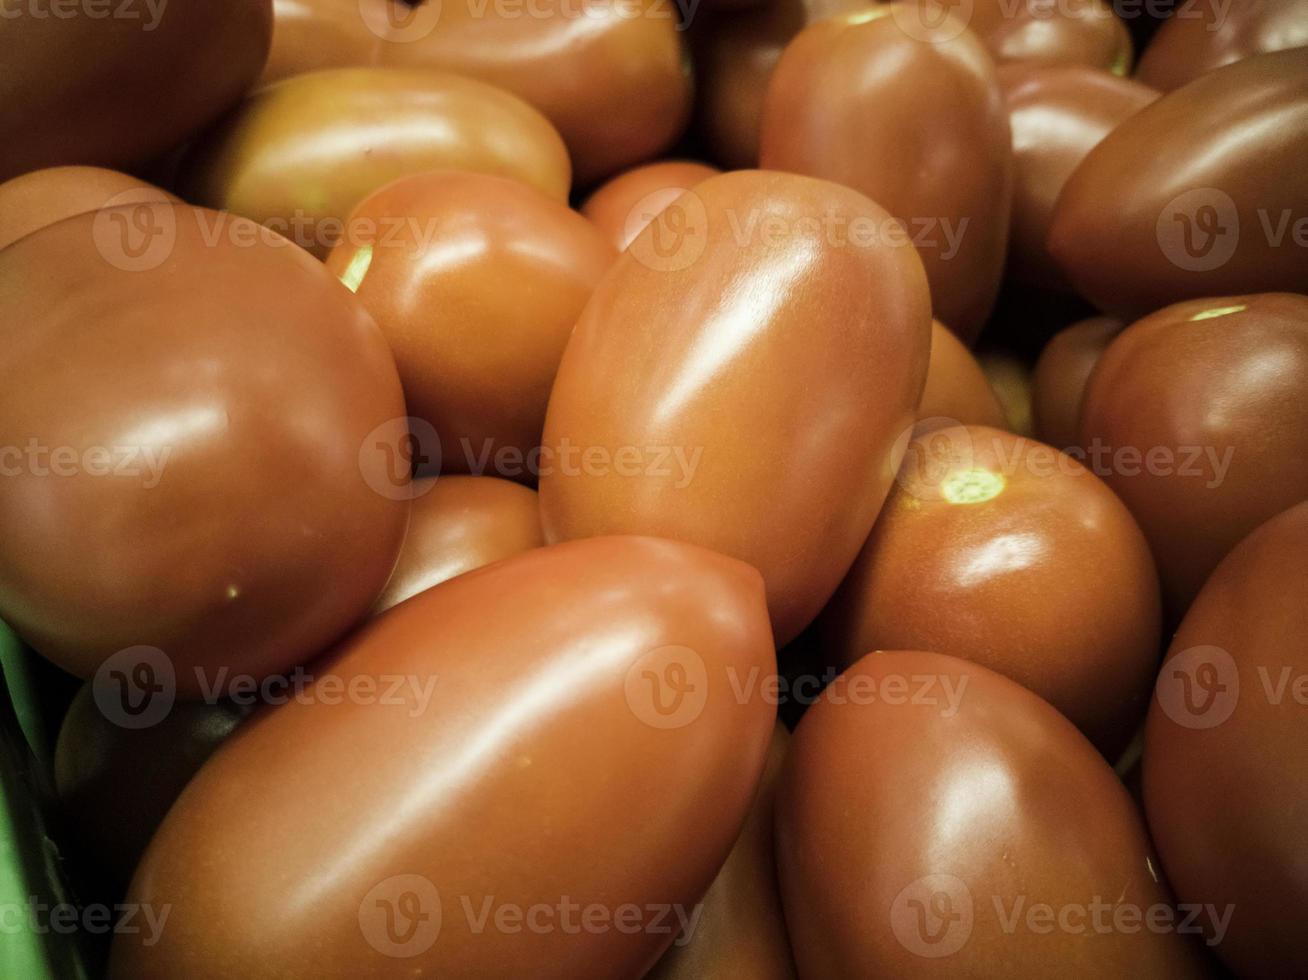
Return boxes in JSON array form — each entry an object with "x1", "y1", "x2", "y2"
[{"x1": 1, "y1": 623, "x2": 89, "y2": 980}]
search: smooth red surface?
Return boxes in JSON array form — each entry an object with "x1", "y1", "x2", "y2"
[
  {"x1": 760, "y1": 7, "x2": 1013, "y2": 342},
  {"x1": 582, "y1": 161, "x2": 722, "y2": 253},
  {"x1": 1048, "y1": 49, "x2": 1308, "y2": 318},
  {"x1": 111, "y1": 536, "x2": 777, "y2": 979},
  {"x1": 1138, "y1": 0, "x2": 1308, "y2": 91},
  {"x1": 180, "y1": 68, "x2": 571, "y2": 257},
  {"x1": 1078, "y1": 293, "x2": 1308, "y2": 619},
  {"x1": 646, "y1": 724, "x2": 796, "y2": 980},
  {"x1": 0, "y1": 203, "x2": 409, "y2": 695},
  {"x1": 371, "y1": 476, "x2": 544, "y2": 614},
  {"x1": 1144, "y1": 502, "x2": 1308, "y2": 978},
  {"x1": 540, "y1": 170, "x2": 931, "y2": 645},
  {"x1": 824, "y1": 425, "x2": 1162, "y2": 756},
  {"x1": 0, "y1": 0, "x2": 271, "y2": 181},
  {"x1": 918, "y1": 321, "x2": 1006, "y2": 433},
  {"x1": 325, "y1": 171, "x2": 613, "y2": 477},
  {"x1": 778, "y1": 651, "x2": 1208, "y2": 977},
  {"x1": 0, "y1": 166, "x2": 177, "y2": 252},
  {"x1": 1032, "y1": 315, "x2": 1122, "y2": 451},
  {"x1": 262, "y1": 0, "x2": 690, "y2": 183},
  {"x1": 999, "y1": 64, "x2": 1158, "y2": 288}
]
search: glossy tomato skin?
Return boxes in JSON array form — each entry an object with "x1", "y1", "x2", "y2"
[
  {"x1": 777, "y1": 651, "x2": 1210, "y2": 978},
  {"x1": 1031, "y1": 315, "x2": 1122, "y2": 452},
  {"x1": 0, "y1": 0, "x2": 271, "y2": 182},
  {"x1": 1144, "y1": 502, "x2": 1308, "y2": 979},
  {"x1": 371, "y1": 476, "x2": 543, "y2": 614},
  {"x1": 179, "y1": 68, "x2": 571, "y2": 257},
  {"x1": 325, "y1": 171, "x2": 613, "y2": 477},
  {"x1": 1137, "y1": 0, "x2": 1308, "y2": 91},
  {"x1": 1078, "y1": 293, "x2": 1308, "y2": 620},
  {"x1": 262, "y1": 0, "x2": 690, "y2": 184},
  {"x1": 917, "y1": 321, "x2": 1006, "y2": 433},
  {"x1": 646, "y1": 724, "x2": 796, "y2": 980},
  {"x1": 1048, "y1": 49, "x2": 1308, "y2": 319},
  {"x1": 0, "y1": 203, "x2": 409, "y2": 696},
  {"x1": 110, "y1": 536, "x2": 777, "y2": 980},
  {"x1": 259, "y1": 0, "x2": 387, "y2": 84},
  {"x1": 999, "y1": 64, "x2": 1157, "y2": 289},
  {"x1": 0, "y1": 166, "x2": 177, "y2": 251},
  {"x1": 380, "y1": 0, "x2": 691, "y2": 185},
  {"x1": 54, "y1": 684, "x2": 250, "y2": 888},
  {"x1": 892, "y1": 0, "x2": 1132, "y2": 72},
  {"x1": 539, "y1": 170, "x2": 932, "y2": 646},
  {"x1": 690, "y1": 0, "x2": 870, "y2": 169},
  {"x1": 759, "y1": 8, "x2": 1012, "y2": 343},
  {"x1": 582, "y1": 160, "x2": 721, "y2": 253},
  {"x1": 823, "y1": 425, "x2": 1161, "y2": 757}
]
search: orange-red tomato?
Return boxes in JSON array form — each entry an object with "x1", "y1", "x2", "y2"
[
  {"x1": 778, "y1": 651, "x2": 1208, "y2": 977},
  {"x1": 1144, "y1": 502, "x2": 1308, "y2": 978},
  {"x1": 111, "y1": 536, "x2": 777, "y2": 979},
  {"x1": 1078, "y1": 293, "x2": 1308, "y2": 619},
  {"x1": 581, "y1": 161, "x2": 722, "y2": 253},
  {"x1": 0, "y1": 166, "x2": 177, "y2": 252},
  {"x1": 1048, "y1": 49, "x2": 1308, "y2": 318},
  {"x1": 371, "y1": 476, "x2": 544, "y2": 614},
  {"x1": 262, "y1": 0, "x2": 690, "y2": 184},
  {"x1": 824, "y1": 425, "x2": 1161, "y2": 756},
  {"x1": 0, "y1": 203, "x2": 408, "y2": 695},
  {"x1": 540, "y1": 170, "x2": 931, "y2": 645},
  {"x1": 0, "y1": 0, "x2": 271, "y2": 182},
  {"x1": 325, "y1": 171, "x2": 613, "y2": 477},
  {"x1": 760, "y1": 7, "x2": 1013, "y2": 342},
  {"x1": 1137, "y1": 0, "x2": 1308, "y2": 91},
  {"x1": 180, "y1": 68, "x2": 571, "y2": 257},
  {"x1": 918, "y1": 321, "x2": 1006, "y2": 433}
]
